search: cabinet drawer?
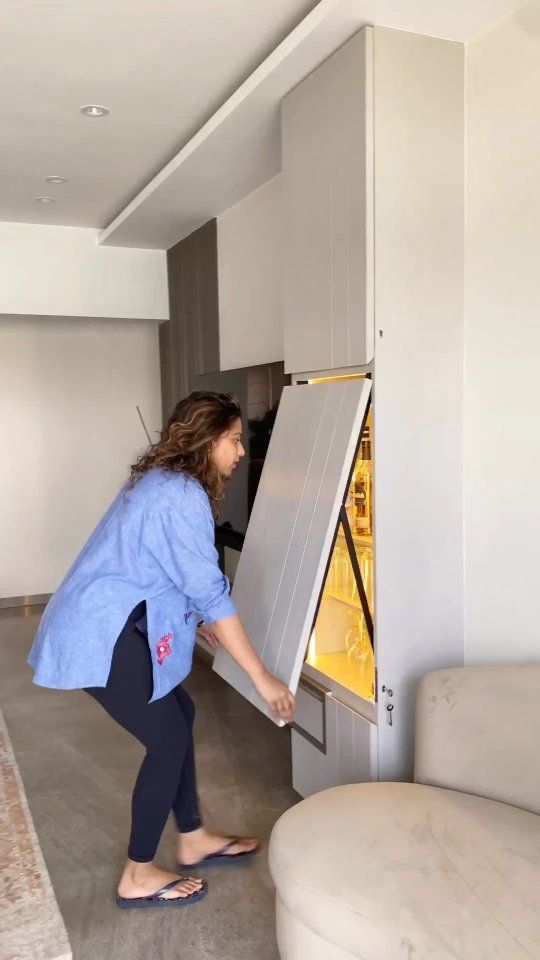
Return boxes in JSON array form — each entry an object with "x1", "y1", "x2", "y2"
[
  {"x1": 292, "y1": 695, "x2": 378, "y2": 798},
  {"x1": 293, "y1": 679, "x2": 326, "y2": 748}
]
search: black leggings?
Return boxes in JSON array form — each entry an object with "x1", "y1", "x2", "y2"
[{"x1": 86, "y1": 617, "x2": 202, "y2": 862}]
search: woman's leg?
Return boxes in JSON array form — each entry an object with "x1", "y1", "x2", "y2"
[
  {"x1": 170, "y1": 685, "x2": 202, "y2": 834},
  {"x1": 171, "y1": 682, "x2": 259, "y2": 867},
  {"x1": 86, "y1": 622, "x2": 203, "y2": 899}
]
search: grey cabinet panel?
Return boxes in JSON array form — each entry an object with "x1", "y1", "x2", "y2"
[
  {"x1": 192, "y1": 220, "x2": 220, "y2": 378},
  {"x1": 213, "y1": 377, "x2": 371, "y2": 724},
  {"x1": 161, "y1": 219, "x2": 220, "y2": 415},
  {"x1": 158, "y1": 321, "x2": 173, "y2": 428}
]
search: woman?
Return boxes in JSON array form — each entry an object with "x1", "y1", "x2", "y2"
[{"x1": 28, "y1": 391, "x2": 295, "y2": 909}]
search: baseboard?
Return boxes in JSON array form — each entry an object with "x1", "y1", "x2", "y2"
[{"x1": 0, "y1": 594, "x2": 51, "y2": 610}]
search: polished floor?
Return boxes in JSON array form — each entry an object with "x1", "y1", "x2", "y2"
[{"x1": 0, "y1": 607, "x2": 299, "y2": 960}]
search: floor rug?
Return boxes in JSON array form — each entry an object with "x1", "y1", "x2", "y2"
[{"x1": 0, "y1": 709, "x2": 71, "y2": 960}]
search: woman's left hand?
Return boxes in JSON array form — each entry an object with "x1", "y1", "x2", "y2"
[{"x1": 197, "y1": 621, "x2": 220, "y2": 649}]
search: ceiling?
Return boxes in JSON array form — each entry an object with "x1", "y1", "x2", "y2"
[
  {"x1": 0, "y1": 0, "x2": 527, "y2": 238},
  {"x1": 0, "y1": 0, "x2": 321, "y2": 229}
]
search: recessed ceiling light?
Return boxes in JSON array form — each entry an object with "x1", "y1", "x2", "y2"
[
  {"x1": 34, "y1": 196, "x2": 55, "y2": 203},
  {"x1": 46, "y1": 175, "x2": 67, "y2": 184},
  {"x1": 80, "y1": 104, "x2": 110, "y2": 118}
]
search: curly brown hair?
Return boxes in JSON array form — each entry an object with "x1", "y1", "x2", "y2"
[{"x1": 129, "y1": 391, "x2": 242, "y2": 511}]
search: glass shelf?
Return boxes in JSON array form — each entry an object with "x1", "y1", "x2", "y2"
[
  {"x1": 325, "y1": 588, "x2": 362, "y2": 611},
  {"x1": 305, "y1": 649, "x2": 374, "y2": 701},
  {"x1": 337, "y1": 530, "x2": 373, "y2": 550}
]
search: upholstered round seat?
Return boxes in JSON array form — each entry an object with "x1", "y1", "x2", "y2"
[{"x1": 269, "y1": 781, "x2": 540, "y2": 960}]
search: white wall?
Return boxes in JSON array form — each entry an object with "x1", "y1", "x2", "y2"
[
  {"x1": 0, "y1": 222, "x2": 168, "y2": 321},
  {"x1": 0, "y1": 317, "x2": 162, "y2": 597},
  {"x1": 465, "y1": 1, "x2": 540, "y2": 663},
  {"x1": 217, "y1": 174, "x2": 283, "y2": 370}
]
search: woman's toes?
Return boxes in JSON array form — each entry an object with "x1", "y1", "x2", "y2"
[
  {"x1": 168, "y1": 878, "x2": 203, "y2": 899},
  {"x1": 236, "y1": 838, "x2": 258, "y2": 854},
  {"x1": 185, "y1": 877, "x2": 203, "y2": 891}
]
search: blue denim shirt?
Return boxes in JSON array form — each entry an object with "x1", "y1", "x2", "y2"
[{"x1": 27, "y1": 469, "x2": 237, "y2": 701}]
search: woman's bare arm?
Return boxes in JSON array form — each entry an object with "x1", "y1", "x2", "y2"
[{"x1": 209, "y1": 614, "x2": 295, "y2": 723}]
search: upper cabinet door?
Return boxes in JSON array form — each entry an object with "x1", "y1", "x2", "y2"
[
  {"x1": 217, "y1": 175, "x2": 284, "y2": 371},
  {"x1": 281, "y1": 28, "x2": 374, "y2": 375},
  {"x1": 213, "y1": 378, "x2": 372, "y2": 724}
]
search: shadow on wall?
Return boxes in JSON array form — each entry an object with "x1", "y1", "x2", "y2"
[{"x1": 514, "y1": 0, "x2": 540, "y2": 37}]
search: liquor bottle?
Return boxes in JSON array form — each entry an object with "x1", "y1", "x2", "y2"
[{"x1": 354, "y1": 428, "x2": 373, "y2": 536}]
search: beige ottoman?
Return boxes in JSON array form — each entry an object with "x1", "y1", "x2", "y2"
[{"x1": 269, "y1": 664, "x2": 540, "y2": 959}]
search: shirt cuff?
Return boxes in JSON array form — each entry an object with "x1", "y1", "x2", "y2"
[{"x1": 202, "y1": 593, "x2": 237, "y2": 624}]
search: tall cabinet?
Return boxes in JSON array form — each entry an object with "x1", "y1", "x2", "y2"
[
  {"x1": 215, "y1": 25, "x2": 464, "y2": 794},
  {"x1": 282, "y1": 30, "x2": 374, "y2": 374}
]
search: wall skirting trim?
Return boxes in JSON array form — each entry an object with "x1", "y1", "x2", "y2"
[{"x1": 0, "y1": 594, "x2": 51, "y2": 609}]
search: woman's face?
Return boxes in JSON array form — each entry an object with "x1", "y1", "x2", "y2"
[{"x1": 212, "y1": 417, "x2": 246, "y2": 478}]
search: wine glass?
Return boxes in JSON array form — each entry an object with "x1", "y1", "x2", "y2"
[
  {"x1": 345, "y1": 609, "x2": 358, "y2": 660},
  {"x1": 348, "y1": 616, "x2": 369, "y2": 666}
]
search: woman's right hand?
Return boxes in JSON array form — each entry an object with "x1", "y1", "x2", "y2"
[
  {"x1": 253, "y1": 669, "x2": 295, "y2": 724},
  {"x1": 208, "y1": 614, "x2": 295, "y2": 723}
]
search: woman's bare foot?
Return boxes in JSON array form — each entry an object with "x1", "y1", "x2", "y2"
[
  {"x1": 118, "y1": 859, "x2": 204, "y2": 900},
  {"x1": 178, "y1": 827, "x2": 259, "y2": 866}
]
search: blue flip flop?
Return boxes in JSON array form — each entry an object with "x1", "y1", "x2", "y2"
[
  {"x1": 116, "y1": 877, "x2": 208, "y2": 909},
  {"x1": 178, "y1": 839, "x2": 260, "y2": 870}
]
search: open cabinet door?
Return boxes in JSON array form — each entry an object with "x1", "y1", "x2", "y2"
[{"x1": 213, "y1": 377, "x2": 372, "y2": 724}]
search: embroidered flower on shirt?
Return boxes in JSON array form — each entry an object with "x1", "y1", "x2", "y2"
[{"x1": 157, "y1": 632, "x2": 173, "y2": 665}]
